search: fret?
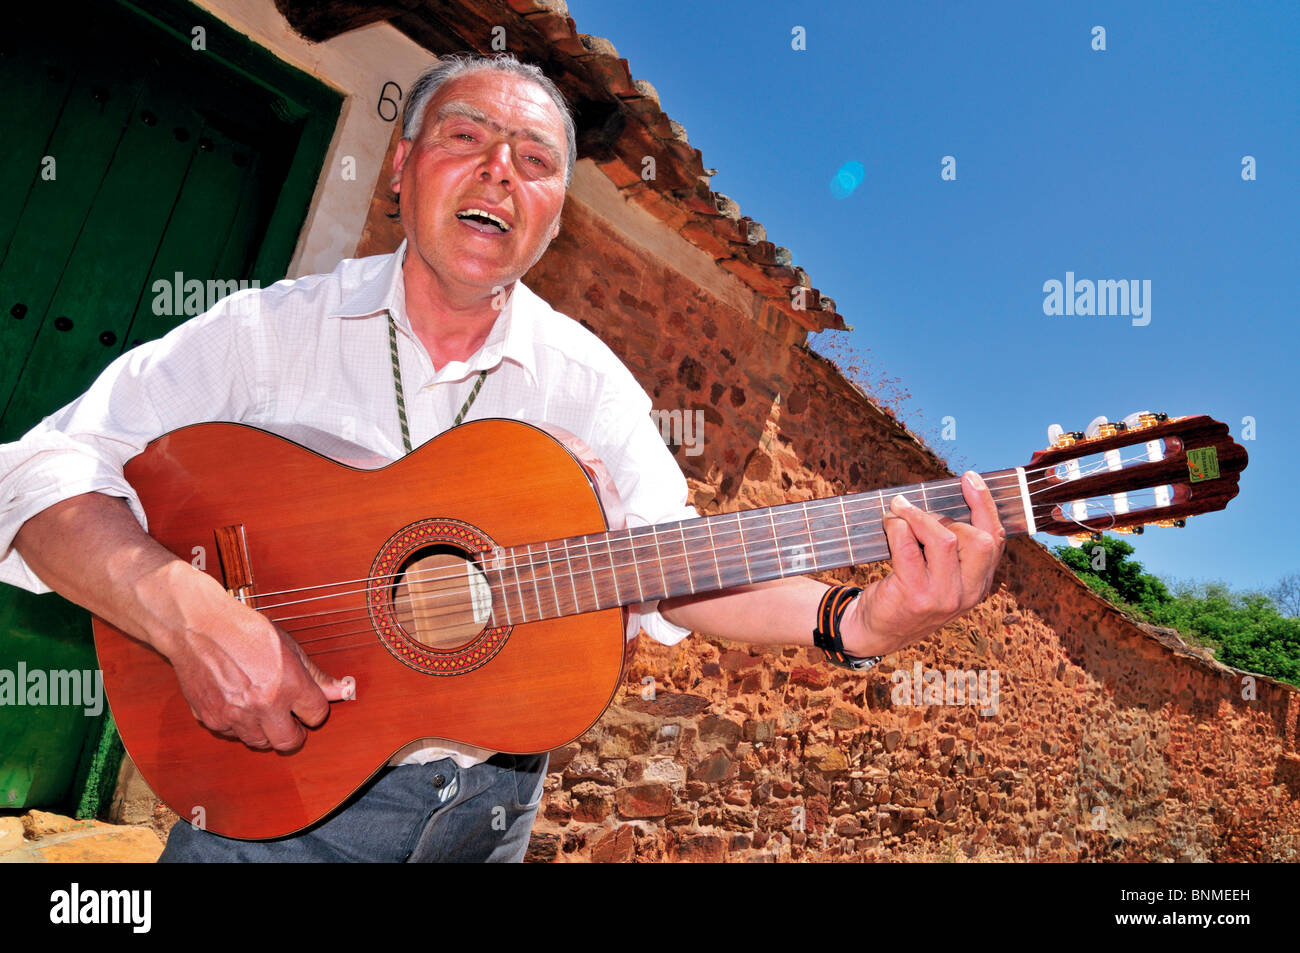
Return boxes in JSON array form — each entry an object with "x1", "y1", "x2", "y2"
[
  {"x1": 627, "y1": 529, "x2": 646, "y2": 602},
  {"x1": 742, "y1": 509, "x2": 786, "y2": 582},
  {"x1": 673, "y1": 522, "x2": 696, "y2": 594},
  {"x1": 510, "y1": 545, "x2": 529, "y2": 623},
  {"x1": 800, "y1": 501, "x2": 820, "y2": 571},
  {"x1": 582, "y1": 536, "x2": 604, "y2": 612},
  {"x1": 561, "y1": 538, "x2": 580, "y2": 616},
  {"x1": 541, "y1": 541, "x2": 562, "y2": 618},
  {"x1": 735, "y1": 512, "x2": 753, "y2": 584},
  {"x1": 588, "y1": 534, "x2": 620, "y2": 610},
  {"x1": 843, "y1": 493, "x2": 893, "y2": 565},
  {"x1": 650, "y1": 525, "x2": 670, "y2": 598},
  {"x1": 920, "y1": 482, "x2": 929, "y2": 511},
  {"x1": 526, "y1": 543, "x2": 547, "y2": 620},
  {"x1": 802, "y1": 497, "x2": 850, "y2": 567},
  {"x1": 704, "y1": 516, "x2": 723, "y2": 590},
  {"x1": 488, "y1": 558, "x2": 512, "y2": 626},
  {"x1": 765, "y1": 505, "x2": 809, "y2": 577},
  {"x1": 603, "y1": 535, "x2": 623, "y2": 608},
  {"x1": 703, "y1": 511, "x2": 743, "y2": 592},
  {"x1": 838, "y1": 498, "x2": 855, "y2": 564},
  {"x1": 842, "y1": 499, "x2": 852, "y2": 564}
]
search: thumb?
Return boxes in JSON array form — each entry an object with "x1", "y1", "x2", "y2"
[{"x1": 287, "y1": 633, "x2": 355, "y2": 702}]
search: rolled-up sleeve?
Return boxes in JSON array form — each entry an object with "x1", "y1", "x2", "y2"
[{"x1": 0, "y1": 300, "x2": 251, "y2": 592}]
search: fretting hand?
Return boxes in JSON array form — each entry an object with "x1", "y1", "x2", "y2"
[{"x1": 839, "y1": 471, "x2": 1006, "y2": 657}]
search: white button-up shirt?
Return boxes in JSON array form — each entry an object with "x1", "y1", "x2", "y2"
[{"x1": 0, "y1": 240, "x2": 696, "y2": 767}]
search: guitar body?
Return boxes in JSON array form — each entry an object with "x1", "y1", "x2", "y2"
[{"x1": 92, "y1": 420, "x2": 627, "y2": 840}]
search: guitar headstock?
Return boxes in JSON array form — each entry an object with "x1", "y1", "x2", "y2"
[{"x1": 1022, "y1": 412, "x2": 1248, "y2": 542}]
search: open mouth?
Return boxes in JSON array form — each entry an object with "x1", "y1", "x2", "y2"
[{"x1": 456, "y1": 208, "x2": 512, "y2": 234}]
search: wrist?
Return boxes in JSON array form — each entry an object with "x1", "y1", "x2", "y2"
[
  {"x1": 132, "y1": 558, "x2": 224, "y2": 660},
  {"x1": 837, "y1": 589, "x2": 885, "y2": 657},
  {"x1": 812, "y1": 585, "x2": 883, "y2": 671}
]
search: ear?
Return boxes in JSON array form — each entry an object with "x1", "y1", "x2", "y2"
[{"x1": 391, "y1": 138, "x2": 412, "y2": 192}]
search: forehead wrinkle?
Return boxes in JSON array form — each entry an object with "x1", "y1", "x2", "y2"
[{"x1": 435, "y1": 100, "x2": 562, "y2": 164}]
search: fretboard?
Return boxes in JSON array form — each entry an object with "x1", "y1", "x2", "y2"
[{"x1": 483, "y1": 468, "x2": 1034, "y2": 626}]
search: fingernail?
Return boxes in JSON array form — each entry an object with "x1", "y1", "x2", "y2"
[
  {"x1": 965, "y1": 471, "x2": 987, "y2": 490},
  {"x1": 341, "y1": 676, "x2": 356, "y2": 701},
  {"x1": 891, "y1": 493, "x2": 913, "y2": 511}
]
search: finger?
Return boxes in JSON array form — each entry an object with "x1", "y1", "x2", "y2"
[
  {"x1": 292, "y1": 684, "x2": 331, "y2": 730},
  {"x1": 260, "y1": 711, "x2": 308, "y2": 753},
  {"x1": 888, "y1": 494, "x2": 960, "y2": 587},
  {"x1": 211, "y1": 720, "x2": 269, "y2": 749},
  {"x1": 947, "y1": 521, "x2": 1001, "y2": 601},
  {"x1": 287, "y1": 633, "x2": 354, "y2": 705},
  {"x1": 881, "y1": 498, "x2": 928, "y2": 587},
  {"x1": 962, "y1": 471, "x2": 1005, "y2": 541}
]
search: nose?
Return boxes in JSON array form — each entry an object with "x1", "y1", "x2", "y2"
[{"x1": 477, "y1": 140, "x2": 514, "y2": 188}]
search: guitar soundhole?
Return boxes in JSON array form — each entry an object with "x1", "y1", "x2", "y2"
[{"x1": 392, "y1": 545, "x2": 493, "y2": 651}]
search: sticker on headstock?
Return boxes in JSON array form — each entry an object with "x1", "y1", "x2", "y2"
[{"x1": 1186, "y1": 447, "x2": 1220, "y2": 483}]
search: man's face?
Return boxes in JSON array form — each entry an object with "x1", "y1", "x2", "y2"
[{"x1": 391, "y1": 69, "x2": 568, "y2": 305}]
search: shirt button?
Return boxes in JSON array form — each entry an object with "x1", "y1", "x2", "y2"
[{"x1": 432, "y1": 773, "x2": 446, "y2": 788}]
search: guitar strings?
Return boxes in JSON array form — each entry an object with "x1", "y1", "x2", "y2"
[
  {"x1": 289, "y1": 482, "x2": 1181, "y2": 644},
  {"x1": 254, "y1": 469, "x2": 1039, "y2": 612},
  {"x1": 272, "y1": 451, "x2": 1152, "y2": 634},
  {"x1": 266, "y1": 478, "x2": 1017, "y2": 623},
  {"x1": 288, "y1": 469, "x2": 1175, "y2": 652},
  {"x1": 280, "y1": 497, "x2": 982, "y2": 638},
  {"x1": 263, "y1": 444, "x2": 1153, "y2": 616},
  {"x1": 291, "y1": 495, "x2": 988, "y2": 658}
]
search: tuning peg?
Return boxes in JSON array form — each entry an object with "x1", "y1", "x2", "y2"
[
  {"x1": 1048, "y1": 423, "x2": 1086, "y2": 449},
  {"x1": 1065, "y1": 530, "x2": 1104, "y2": 547},
  {"x1": 1154, "y1": 518, "x2": 1187, "y2": 529},
  {"x1": 1085, "y1": 415, "x2": 1132, "y2": 440},
  {"x1": 1123, "y1": 411, "x2": 1168, "y2": 431}
]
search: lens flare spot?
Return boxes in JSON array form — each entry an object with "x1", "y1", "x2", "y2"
[{"x1": 830, "y1": 161, "x2": 865, "y2": 199}]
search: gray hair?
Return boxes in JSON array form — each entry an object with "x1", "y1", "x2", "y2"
[{"x1": 401, "y1": 53, "x2": 576, "y2": 187}]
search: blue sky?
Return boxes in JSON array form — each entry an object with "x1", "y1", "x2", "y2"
[{"x1": 565, "y1": 0, "x2": 1299, "y2": 595}]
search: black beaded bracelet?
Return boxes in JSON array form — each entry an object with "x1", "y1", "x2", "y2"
[{"x1": 812, "y1": 585, "x2": 883, "y2": 672}]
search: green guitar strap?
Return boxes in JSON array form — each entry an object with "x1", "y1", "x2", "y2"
[{"x1": 387, "y1": 310, "x2": 487, "y2": 456}]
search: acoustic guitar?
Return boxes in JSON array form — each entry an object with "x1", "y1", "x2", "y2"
[{"x1": 92, "y1": 412, "x2": 1246, "y2": 838}]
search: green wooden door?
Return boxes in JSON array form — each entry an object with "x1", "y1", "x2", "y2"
[{"x1": 0, "y1": 0, "x2": 341, "y2": 812}]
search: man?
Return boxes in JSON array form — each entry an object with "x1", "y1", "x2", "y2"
[{"x1": 0, "y1": 54, "x2": 1005, "y2": 861}]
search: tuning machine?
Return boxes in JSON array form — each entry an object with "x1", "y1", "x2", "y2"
[{"x1": 1047, "y1": 424, "x2": 1085, "y2": 449}]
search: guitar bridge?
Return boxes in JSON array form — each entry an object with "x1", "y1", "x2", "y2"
[{"x1": 214, "y1": 524, "x2": 256, "y2": 605}]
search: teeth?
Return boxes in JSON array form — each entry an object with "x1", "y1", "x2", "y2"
[{"x1": 457, "y1": 208, "x2": 510, "y2": 232}]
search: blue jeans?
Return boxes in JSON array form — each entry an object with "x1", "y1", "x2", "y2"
[{"x1": 158, "y1": 753, "x2": 548, "y2": 862}]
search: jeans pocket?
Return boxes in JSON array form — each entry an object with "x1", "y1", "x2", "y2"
[{"x1": 510, "y1": 753, "x2": 549, "y2": 811}]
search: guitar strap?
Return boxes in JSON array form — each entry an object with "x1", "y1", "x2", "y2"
[{"x1": 387, "y1": 310, "x2": 487, "y2": 456}]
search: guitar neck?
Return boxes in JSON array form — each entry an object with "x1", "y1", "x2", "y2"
[{"x1": 486, "y1": 468, "x2": 1035, "y2": 625}]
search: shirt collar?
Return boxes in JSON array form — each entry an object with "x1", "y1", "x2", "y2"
[{"x1": 328, "y1": 239, "x2": 540, "y2": 386}]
